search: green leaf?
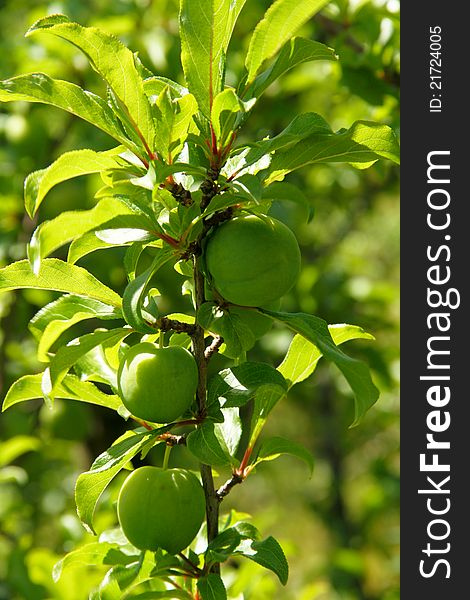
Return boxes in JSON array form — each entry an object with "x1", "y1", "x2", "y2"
[
  {"x1": 52, "y1": 542, "x2": 124, "y2": 582},
  {"x1": 254, "y1": 436, "x2": 314, "y2": 476},
  {"x1": 0, "y1": 73, "x2": 140, "y2": 154},
  {"x1": 187, "y1": 422, "x2": 233, "y2": 467},
  {"x1": 0, "y1": 259, "x2": 122, "y2": 307},
  {"x1": 2, "y1": 373, "x2": 122, "y2": 412},
  {"x1": 208, "y1": 362, "x2": 287, "y2": 409},
  {"x1": 278, "y1": 324, "x2": 375, "y2": 388},
  {"x1": 48, "y1": 328, "x2": 131, "y2": 397},
  {"x1": 261, "y1": 310, "x2": 379, "y2": 426},
  {"x1": 153, "y1": 88, "x2": 198, "y2": 160},
  {"x1": 211, "y1": 88, "x2": 245, "y2": 147},
  {"x1": 27, "y1": 15, "x2": 155, "y2": 153},
  {"x1": 179, "y1": 0, "x2": 247, "y2": 118},
  {"x1": 24, "y1": 149, "x2": 124, "y2": 218},
  {"x1": 28, "y1": 198, "x2": 133, "y2": 274},
  {"x1": 250, "y1": 384, "x2": 287, "y2": 444},
  {"x1": 122, "y1": 246, "x2": 174, "y2": 333},
  {"x1": 143, "y1": 76, "x2": 189, "y2": 98},
  {"x1": 245, "y1": 0, "x2": 330, "y2": 82},
  {"x1": 266, "y1": 120, "x2": 400, "y2": 183},
  {"x1": 238, "y1": 112, "x2": 332, "y2": 173},
  {"x1": 75, "y1": 428, "x2": 163, "y2": 534},
  {"x1": 235, "y1": 536, "x2": 289, "y2": 585},
  {"x1": 246, "y1": 37, "x2": 337, "y2": 99},
  {"x1": 197, "y1": 574, "x2": 227, "y2": 600},
  {"x1": 29, "y1": 295, "x2": 121, "y2": 361},
  {"x1": 198, "y1": 303, "x2": 255, "y2": 359}
]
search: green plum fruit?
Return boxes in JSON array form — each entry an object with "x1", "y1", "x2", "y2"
[
  {"x1": 117, "y1": 466, "x2": 205, "y2": 553},
  {"x1": 205, "y1": 214, "x2": 301, "y2": 306},
  {"x1": 117, "y1": 343, "x2": 198, "y2": 423}
]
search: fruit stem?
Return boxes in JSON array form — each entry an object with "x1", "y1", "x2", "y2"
[
  {"x1": 162, "y1": 444, "x2": 172, "y2": 470},
  {"x1": 159, "y1": 329, "x2": 165, "y2": 349}
]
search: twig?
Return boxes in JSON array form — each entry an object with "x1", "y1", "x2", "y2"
[
  {"x1": 204, "y1": 335, "x2": 224, "y2": 360},
  {"x1": 216, "y1": 472, "x2": 244, "y2": 500}
]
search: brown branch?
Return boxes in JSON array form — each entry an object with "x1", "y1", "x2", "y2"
[
  {"x1": 216, "y1": 472, "x2": 244, "y2": 500},
  {"x1": 156, "y1": 316, "x2": 197, "y2": 335},
  {"x1": 192, "y1": 254, "x2": 220, "y2": 572},
  {"x1": 204, "y1": 335, "x2": 224, "y2": 360}
]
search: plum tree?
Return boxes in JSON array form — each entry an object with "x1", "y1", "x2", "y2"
[
  {"x1": 117, "y1": 343, "x2": 198, "y2": 423},
  {"x1": 204, "y1": 214, "x2": 301, "y2": 307},
  {"x1": 118, "y1": 466, "x2": 205, "y2": 553}
]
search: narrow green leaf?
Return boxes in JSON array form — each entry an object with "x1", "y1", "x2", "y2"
[
  {"x1": 235, "y1": 536, "x2": 289, "y2": 585},
  {"x1": 266, "y1": 120, "x2": 400, "y2": 183},
  {"x1": 0, "y1": 259, "x2": 122, "y2": 307},
  {"x1": 24, "y1": 149, "x2": 124, "y2": 218},
  {"x1": 28, "y1": 197, "x2": 133, "y2": 273},
  {"x1": 197, "y1": 573, "x2": 227, "y2": 600},
  {"x1": 250, "y1": 384, "x2": 287, "y2": 444},
  {"x1": 278, "y1": 324, "x2": 374, "y2": 388},
  {"x1": 143, "y1": 76, "x2": 189, "y2": 98},
  {"x1": 27, "y1": 15, "x2": 155, "y2": 152},
  {"x1": 48, "y1": 328, "x2": 130, "y2": 397},
  {"x1": 261, "y1": 310, "x2": 379, "y2": 426},
  {"x1": 179, "y1": 0, "x2": 247, "y2": 118},
  {"x1": 245, "y1": 0, "x2": 330, "y2": 82},
  {"x1": 254, "y1": 436, "x2": 314, "y2": 476},
  {"x1": 53, "y1": 542, "x2": 122, "y2": 582},
  {"x1": 187, "y1": 422, "x2": 232, "y2": 467},
  {"x1": 238, "y1": 112, "x2": 332, "y2": 173},
  {"x1": 75, "y1": 429, "x2": 162, "y2": 534},
  {"x1": 29, "y1": 295, "x2": 121, "y2": 361},
  {"x1": 122, "y1": 246, "x2": 174, "y2": 333},
  {"x1": 0, "y1": 73, "x2": 140, "y2": 154},
  {"x1": 2, "y1": 373, "x2": 122, "y2": 412},
  {"x1": 211, "y1": 88, "x2": 244, "y2": 147},
  {"x1": 246, "y1": 37, "x2": 337, "y2": 99},
  {"x1": 153, "y1": 88, "x2": 198, "y2": 160}
]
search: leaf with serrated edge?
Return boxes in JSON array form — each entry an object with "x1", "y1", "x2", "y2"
[
  {"x1": 179, "y1": 0, "x2": 247, "y2": 118},
  {"x1": 0, "y1": 259, "x2": 122, "y2": 307},
  {"x1": 245, "y1": 0, "x2": 330, "y2": 82},
  {"x1": 266, "y1": 120, "x2": 400, "y2": 183},
  {"x1": 27, "y1": 15, "x2": 155, "y2": 152},
  {"x1": 187, "y1": 422, "x2": 232, "y2": 467},
  {"x1": 24, "y1": 149, "x2": 124, "y2": 218},
  {"x1": 0, "y1": 73, "x2": 141, "y2": 155},
  {"x1": 234, "y1": 536, "x2": 288, "y2": 585},
  {"x1": 2, "y1": 373, "x2": 122, "y2": 412},
  {"x1": 197, "y1": 573, "x2": 227, "y2": 600},
  {"x1": 48, "y1": 328, "x2": 131, "y2": 397},
  {"x1": 261, "y1": 310, "x2": 379, "y2": 426},
  {"x1": 246, "y1": 37, "x2": 337, "y2": 99}
]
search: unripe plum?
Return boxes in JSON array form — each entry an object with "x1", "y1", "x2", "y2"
[
  {"x1": 118, "y1": 466, "x2": 205, "y2": 553},
  {"x1": 117, "y1": 343, "x2": 198, "y2": 423},
  {"x1": 205, "y1": 214, "x2": 301, "y2": 306}
]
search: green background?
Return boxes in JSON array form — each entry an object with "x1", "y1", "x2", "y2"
[{"x1": 0, "y1": 1, "x2": 399, "y2": 598}]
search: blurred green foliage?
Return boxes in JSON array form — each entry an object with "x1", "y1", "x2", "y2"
[{"x1": 0, "y1": 0, "x2": 399, "y2": 598}]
